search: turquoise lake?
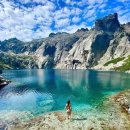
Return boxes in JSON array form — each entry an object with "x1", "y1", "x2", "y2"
[{"x1": 0, "y1": 69, "x2": 130, "y2": 116}]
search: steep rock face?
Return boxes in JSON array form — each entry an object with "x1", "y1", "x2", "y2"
[
  {"x1": 56, "y1": 31, "x2": 114, "y2": 69},
  {"x1": 0, "y1": 13, "x2": 130, "y2": 71},
  {"x1": 122, "y1": 22, "x2": 130, "y2": 34},
  {"x1": 56, "y1": 13, "x2": 119, "y2": 69},
  {"x1": 0, "y1": 29, "x2": 88, "y2": 69},
  {"x1": 34, "y1": 31, "x2": 88, "y2": 68},
  {"x1": 94, "y1": 32, "x2": 130, "y2": 70},
  {"x1": 95, "y1": 13, "x2": 120, "y2": 32}
]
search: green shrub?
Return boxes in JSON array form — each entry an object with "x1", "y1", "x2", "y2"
[
  {"x1": 120, "y1": 32, "x2": 125, "y2": 38},
  {"x1": 16, "y1": 55, "x2": 33, "y2": 60}
]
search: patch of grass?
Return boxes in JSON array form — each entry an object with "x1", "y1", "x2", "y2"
[
  {"x1": 114, "y1": 55, "x2": 130, "y2": 71},
  {"x1": 0, "y1": 62, "x2": 12, "y2": 69},
  {"x1": 1, "y1": 52, "x2": 33, "y2": 60},
  {"x1": 16, "y1": 55, "x2": 33, "y2": 60},
  {"x1": 104, "y1": 57, "x2": 125, "y2": 66}
]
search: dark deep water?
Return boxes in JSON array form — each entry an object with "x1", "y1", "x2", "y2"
[{"x1": 0, "y1": 69, "x2": 130, "y2": 116}]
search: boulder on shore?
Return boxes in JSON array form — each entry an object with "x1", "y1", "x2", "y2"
[{"x1": 0, "y1": 73, "x2": 11, "y2": 88}]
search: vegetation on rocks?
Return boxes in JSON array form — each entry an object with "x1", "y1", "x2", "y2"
[
  {"x1": 114, "y1": 55, "x2": 130, "y2": 71},
  {"x1": 119, "y1": 32, "x2": 125, "y2": 39},
  {"x1": 0, "y1": 52, "x2": 37, "y2": 69},
  {"x1": 0, "y1": 62, "x2": 12, "y2": 69},
  {"x1": 104, "y1": 57, "x2": 125, "y2": 66}
]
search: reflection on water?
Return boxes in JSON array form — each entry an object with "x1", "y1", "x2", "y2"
[{"x1": 0, "y1": 69, "x2": 130, "y2": 115}]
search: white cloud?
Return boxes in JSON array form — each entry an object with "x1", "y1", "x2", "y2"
[
  {"x1": 72, "y1": 16, "x2": 80, "y2": 23},
  {"x1": 15, "y1": 0, "x2": 49, "y2": 4},
  {"x1": 0, "y1": 0, "x2": 54, "y2": 41},
  {"x1": 65, "y1": 0, "x2": 71, "y2": 4},
  {"x1": 80, "y1": 0, "x2": 105, "y2": 6},
  {"x1": 119, "y1": 12, "x2": 130, "y2": 23},
  {"x1": 55, "y1": 18, "x2": 70, "y2": 28},
  {"x1": 99, "y1": 3, "x2": 107, "y2": 9},
  {"x1": 54, "y1": 7, "x2": 70, "y2": 20},
  {"x1": 0, "y1": 0, "x2": 130, "y2": 41},
  {"x1": 71, "y1": 7, "x2": 82, "y2": 15},
  {"x1": 84, "y1": 8, "x2": 96, "y2": 19},
  {"x1": 64, "y1": 0, "x2": 83, "y2": 6}
]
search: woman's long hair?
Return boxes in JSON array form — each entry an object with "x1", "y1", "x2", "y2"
[{"x1": 67, "y1": 100, "x2": 70, "y2": 106}]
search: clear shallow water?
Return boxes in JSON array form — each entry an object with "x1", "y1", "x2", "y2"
[{"x1": 0, "y1": 69, "x2": 130, "y2": 116}]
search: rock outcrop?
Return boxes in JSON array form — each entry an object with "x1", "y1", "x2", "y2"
[
  {"x1": 56, "y1": 13, "x2": 129, "y2": 69},
  {"x1": 0, "y1": 13, "x2": 130, "y2": 71},
  {"x1": 95, "y1": 13, "x2": 120, "y2": 32},
  {"x1": 0, "y1": 70, "x2": 11, "y2": 88}
]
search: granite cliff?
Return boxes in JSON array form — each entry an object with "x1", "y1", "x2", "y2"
[{"x1": 0, "y1": 13, "x2": 130, "y2": 71}]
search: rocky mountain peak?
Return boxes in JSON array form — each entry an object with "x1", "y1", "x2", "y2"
[
  {"x1": 122, "y1": 22, "x2": 130, "y2": 34},
  {"x1": 5, "y1": 38, "x2": 21, "y2": 43},
  {"x1": 77, "y1": 28, "x2": 89, "y2": 32},
  {"x1": 49, "y1": 32, "x2": 69, "y2": 37},
  {"x1": 95, "y1": 13, "x2": 120, "y2": 32},
  {"x1": 49, "y1": 33, "x2": 56, "y2": 37}
]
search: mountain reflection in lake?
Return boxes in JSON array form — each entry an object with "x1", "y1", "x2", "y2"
[{"x1": 0, "y1": 69, "x2": 130, "y2": 116}]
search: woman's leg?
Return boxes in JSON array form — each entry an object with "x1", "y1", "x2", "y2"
[
  {"x1": 67, "y1": 112, "x2": 69, "y2": 119},
  {"x1": 69, "y1": 112, "x2": 71, "y2": 119}
]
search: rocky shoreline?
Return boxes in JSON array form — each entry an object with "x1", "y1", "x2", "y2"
[
  {"x1": 0, "y1": 90, "x2": 130, "y2": 130},
  {"x1": 0, "y1": 70, "x2": 11, "y2": 89}
]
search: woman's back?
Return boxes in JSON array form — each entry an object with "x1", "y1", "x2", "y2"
[{"x1": 66, "y1": 104, "x2": 71, "y2": 110}]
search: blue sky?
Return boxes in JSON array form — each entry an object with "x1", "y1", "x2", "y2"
[{"x1": 0, "y1": 0, "x2": 130, "y2": 41}]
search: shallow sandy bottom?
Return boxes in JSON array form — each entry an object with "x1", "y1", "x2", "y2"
[{"x1": 0, "y1": 90, "x2": 130, "y2": 130}]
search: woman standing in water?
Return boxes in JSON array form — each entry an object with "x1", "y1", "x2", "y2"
[{"x1": 65, "y1": 100, "x2": 72, "y2": 119}]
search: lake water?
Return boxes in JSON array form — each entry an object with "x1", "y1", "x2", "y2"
[{"x1": 0, "y1": 69, "x2": 130, "y2": 116}]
